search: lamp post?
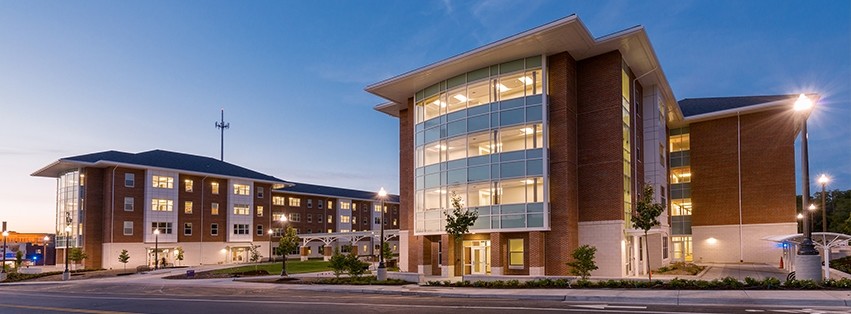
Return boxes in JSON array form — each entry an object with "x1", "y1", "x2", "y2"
[
  {"x1": 153, "y1": 229, "x2": 160, "y2": 270},
  {"x1": 818, "y1": 174, "x2": 829, "y2": 232},
  {"x1": 279, "y1": 215, "x2": 288, "y2": 276},
  {"x1": 794, "y1": 93, "x2": 821, "y2": 281},
  {"x1": 63, "y1": 225, "x2": 71, "y2": 281},
  {"x1": 2, "y1": 231, "x2": 8, "y2": 274},
  {"x1": 43, "y1": 236, "x2": 49, "y2": 266},
  {"x1": 808, "y1": 204, "x2": 817, "y2": 232},
  {"x1": 377, "y1": 187, "x2": 388, "y2": 281},
  {"x1": 267, "y1": 229, "x2": 274, "y2": 262}
]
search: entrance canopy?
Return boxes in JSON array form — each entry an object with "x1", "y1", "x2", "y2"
[{"x1": 762, "y1": 232, "x2": 851, "y2": 249}]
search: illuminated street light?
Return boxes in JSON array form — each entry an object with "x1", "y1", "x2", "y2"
[
  {"x1": 377, "y1": 187, "x2": 388, "y2": 281},
  {"x1": 793, "y1": 93, "x2": 820, "y2": 282}
]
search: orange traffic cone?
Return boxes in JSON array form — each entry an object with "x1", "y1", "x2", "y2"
[{"x1": 779, "y1": 256, "x2": 784, "y2": 269}]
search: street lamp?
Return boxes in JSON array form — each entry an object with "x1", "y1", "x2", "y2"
[
  {"x1": 818, "y1": 174, "x2": 829, "y2": 232},
  {"x1": 63, "y1": 225, "x2": 71, "y2": 281},
  {"x1": 267, "y1": 228, "x2": 274, "y2": 263},
  {"x1": 43, "y1": 235, "x2": 49, "y2": 266},
  {"x1": 153, "y1": 229, "x2": 160, "y2": 270},
  {"x1": 808, "y1": 204, "x2": 817, "y2": 231},
  {"x1": 279, "y1": 215, "x2": 288, "y2": 276},
  {"x1": 377, "y1": 187, "x2": 388, "y2": 281},
  {"x1": 794, "y1": 93, "x2": 821, "y2": 281},
  {"x1": 2, "y1": 231, "x2": 8, "y2": 274}
]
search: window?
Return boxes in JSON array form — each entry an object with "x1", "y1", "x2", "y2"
[
  {"x1": 257, "y1": 225, "x2": 264, "y2": 236},
  {"x1": 352, "y1": 216, "x2": 357, "y2": 224},
  {"x1": 327, "y1": 228, "x2": 333, "y2": 233},
  {"x1": 671, "y1": 198, "x2": 692, "y2": 216},
  {"x1": 353, "y1": 203, "x2": 357, "y2": 211},
  {"x1": 374, "y1": 217, "x2": 380, "y2": 224},
  {"x1": 364, "y1": 219, "x2": 368, "y2": 226},
  {"x1": 184, "y1": 179, "x2": 194, "y2": 192},
  {"x1": 374, "y1": 204, "x2": 381, "y2": 212},
  {"x1": 307, "y1": 214, "x2": 312, "y2": 223},
  {"x1": 272, "y1": 228, "x2": 284, "y2": 237},
  {"x1": 272, "y1": 196, "x2": 286, "y2": 205},
  {"x1": 211, "y1": 182, "x2": 220, "y2": 195},
  {"x1": 340, "y1": 215, "x2": 351, "y2": 223},
  {"x1": 233, "y1": 184, "x2": 250, "y2": 195},
  {"x1": 307, "y1": 199, "x2": 313, "y2": 208},
  {"x1": 289, "y1": 213, "x2": 301, "y2": 222},
  {"x1": 669, "y1": 129, "x2": 690, "y2": 152},
  {"x1": 662, "y1": 236, "x2": 669, "y2": 259},
  {"x1": 184, "y1": 223, "x2": 192, "y2": 236},
  {"x1": 272, "y1": 213, "x2": 285, "y2": 222},
  {"x1": 211, "y1": 223, "x2": 219, "y2": 236},
  {"x1": 211, "y1": 203, "x2": 219, "y2": 215},
  {"x1": 124, "y1": 197, "x2": 134, "y2": 211},
  {"x1": 151, "y1": 222, "x2": 173, "y2": 234},
  {"x1": 152, "y1": 176, "x2": 174, "y2": 189},
  {"x1": 289, "y1": 197, "x2": 301, "y2": 207},
  {"x1": 124, "y1": 173, "x2": 135, "y2": 187},
  {"x1": 123, "y1": 221, "x2": 133, "y2": 235},
  {"x1": 233, "y1": 204, "x2": 250, "y2": 215},
  {"x1": 509, "y1": 239, "x2": 524, "y2": 268},
  {"x1": 184, "y1": 201, "x2": 193, "y2": 214},
  {"x1": 256, "y1": 205, "x2": 264, "y2": 217},
  {"x1": 327, "y1": 215, "x2": 333, "y2": 223},
  {"x1": 327, "y1": 201, "x2": 333, "y2": 209},
  {"x1": 671, "y1": 166, "x2": 691, "y2": 184},
  {"x1": 393, "y1": 218, "x2": 397, "y2": 226},
  {"x1": 233, "y1": 224, "x2": 249, "y2": 235},
  {"x1": 318, "y1": 201, "x2": 324, "y2": 209},
  {"x1": 340, "y1": 202, "x2": 350, "y2": 210},
  {"x1": 256, "y1": 187, "x2": 264, "y2": 198},
  {"x1": 151, "y1": 199, "x2": 174, "y2": 212}
]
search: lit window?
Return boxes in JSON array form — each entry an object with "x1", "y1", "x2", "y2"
[
  {"x1": 184, "y1": 179, "x2": 194, "y2": 192},
  {"x1": 393, "y1": 218, "x2": 397, "y2": 226},
  {"x1": 669, "y1": 132, "x2": 690, "y2": 153},
  {"x1": 210, "y1": 223, "x2": 219, "y2": 236},
  {"x1": 327, "y1": 201, "x2": 333, "y2": 209},
  {"x1": 211, "y1": 203, "x2": 219, "y2": 215},
  {"x1": 671, "y1": 167, "x2": 691, "y2": 184},
  {"x1": 211, "y1": 182, "x2": 220, "y2": 195},
  {"x1": 233, "y1": 204, "x2": 250, "y2": 215},
  {"x1": 272, "y1": 213, "x2": 285, "y2": 222},
  {"x1": 509, "y1": 239, "x2": 524, "y2": 268},
  {"x1": 289, "y1": 213, "x2": 301, "y2": 222},
  {"x1": 671, "y1": 198, "x2": 692, "y2": 216},
  {"x1": 272, "y1": 196, "x2": 286, "y2": 205},
  {"x1": 124, "y1": 173, "x2": 135, "y2": 187},
  {"x1": 340, "y1": 202, "x2": 350, "y2": 210},
  {"x1": 151, "y1": 222, "x2": 172, "y2": 234},
  {"x1": 327, "y1": 215, "x2": 333, "y2": 223},
  {"x1": 151, "y1": 199, "x2": 173, "y2": 212},
  {"x1": 352, "y1": 216, "x2": 357, "y2": 224},
  {"x1": 233, "y1": 224, "x2": 249, "y2": 235},
  {"x1": 123, "y1": 221, "x2": 133, "y2": 235},
  {"x1": 256, "y1": 205, "x2": 264, "y2": 217},
  {"x1": 327, "y1": 228, "x2": 333, "y2": 233},
  {"x1": 340, "y1": 215, "x2": 350, "y2": 223},
  {"x1": 184, "y1": 201, "x2": 193, "y2": 214},
  {"x1": 233, "y1": 184, "x2": 250, "y2": 195},
  {"x1": 152, "y1": 176, "x2": 174, "y2": 189},
  {"x1": 184, "y1": 223, "x2": 192, "y2": 236},
  {"x1": 374, "y1": 205, "x2": 381, "y2": 212},
  {"x1": 289, "y1": 197, "x2": 301, "y2": 207},
  {"x1": 124, "y1": 197, "x2": 134, "y2": 211}
]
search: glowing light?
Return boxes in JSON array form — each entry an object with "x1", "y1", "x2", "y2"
[
  {"x1": 797, "y1": 213, "x2": 804, "y2": 220},
  {"x1": 497, "y1": 83, "x2": 510, "y2": 92},
  {"x1": 794, "y1": 94, "x2": 813, "y2": 111},
  {"x1": 707, "y1": 237, "x2": 718, "y2": 245},
  {"x1": 818, "y1": 174, "x2": 830, "y2": 185},
  {"x1": 453, "y1": 94, "x2": 468, "y2": 102},
  {"x1": 808, "y1": 204, "x2": 817, "y2": 211},
  {"x1": 378, "y1": 187, "x2": 387, "y2": 198},
  {"x1": 518, "y1": 76, "x2": 533, "y2": 85}
]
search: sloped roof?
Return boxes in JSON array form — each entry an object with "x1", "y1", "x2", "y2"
[
  {"x1": 678, "y1": 95, "x2": 796, "y2": 117},
  {"x1": 275, "y1": 181, "x2": 400, "y2": 203},
  {"x1": 33, "y1": 149, "x2": 286, "y2": 184}
]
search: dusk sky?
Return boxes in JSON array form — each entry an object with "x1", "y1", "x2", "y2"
[{"x1": 1, "y1": 1, "x2": 849, "y2": 233}]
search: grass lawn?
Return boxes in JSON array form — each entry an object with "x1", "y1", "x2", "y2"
[{"x1": 212, "y1": 259, "x2": 331, "y2": 275}]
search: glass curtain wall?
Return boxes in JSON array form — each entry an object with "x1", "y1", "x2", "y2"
[
  {"x1": 622, "y1": 65, "x2": 633, "y2": 226},
  {"x1": 413, "y1": 56, "x2": 546, "y2": 234},
  {"x1": 56, "y1": 170, "x2": 82, "y2": 248},
  {"x1": 669, "y1": 127, "x2": 692, "y2": 261}
]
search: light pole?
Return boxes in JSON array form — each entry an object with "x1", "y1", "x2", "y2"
[
  {"x1": 794, "y1": 93, "x2": 821, "y2": 281},
  {"x1": 818, "y1": 174, "x2": 829, "y2": 232},
  {"x1": 153, "y1": 229, "x2": 160, "y2": 270},
  {"x1": 267, "y1": 229, "x2": 274, "y2": 262},
  {"x1": 377, "y1": 187, "x2": 388, "y2": 281},
  {"x1": 63, "y1": 225, "x2": 71, "y2": 281},
  {"x1": 808, "y1": 204, "x2": 817, "y2": 232},
  {"x1": 2, "y1": 231, "x2": 8, "y2": 274},
  {"x1": 279, "y1": 215, "x2": 288, "y2": 277},
  {"x1": 43, "y1": 235, "x2": 49, "y2": 266}
]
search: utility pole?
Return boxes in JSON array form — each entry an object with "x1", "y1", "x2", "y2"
[{"x1": 215, "y1": 108, "x2": 230, "y2": 161}]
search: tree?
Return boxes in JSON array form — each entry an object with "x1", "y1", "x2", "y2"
[
  {"x1": 249, "y1": 243, "x2": 262, "y2": 263},
  {"x1": 381, "y1": 242, "x2": 393, "y2": 262},
  {"x1": 345, "y1": 251, "x2": 369, "y2": 278},
  {"x1": 175, "y1": 247, "x2": 184, "y2": 266},
  {"x1": 277, "y1": 226, "x2": 300, "y2": 276},
  {"x1": 68, "y1": 248, "x2": 88, "y2": 270},
  {"x1": 118, "y1": 249, "x2": 130, "y2": 271},
  {"x1": 15, "y1": 250, "x2": 23, "y2": 269},
  {"x1": 631, "y1": 184, "x2": 664, "y2": 281},
  {"x1": 566, "y1": 245, "x2": 598, "y2": 280},
  {"x1": 444, "y1": 192, "x2": 478, "y2": 273},
  {"x1": 328, "y1": 248, "x2": 347, "y2": 278}
]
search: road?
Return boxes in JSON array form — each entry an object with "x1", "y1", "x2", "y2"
[{"x1": 2, "y1": 281, "x2": 850, "y2": 314}]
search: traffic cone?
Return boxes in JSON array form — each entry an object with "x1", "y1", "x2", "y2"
[{"x1": 779, "y1": 256, "x2": 784, "y2": 269}]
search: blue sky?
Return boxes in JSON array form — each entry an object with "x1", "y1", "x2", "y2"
[{"x1": 1, "y1": 1, "x2": 849, "y2": 232}]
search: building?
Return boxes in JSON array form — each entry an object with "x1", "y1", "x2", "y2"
[
  {"x1": 33, "y1": 149, "x2": 399, "y2": 269},
  {"x1": 366, "y1": 15, "x2": 803, "y2": 277},
  {"x1": 1, "y1": 232, "x2": 55, "y2": 267}
]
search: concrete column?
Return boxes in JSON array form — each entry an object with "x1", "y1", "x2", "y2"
[
  {"x1": 796, "y1": 254, "x2": 822, "y2": 282},
  {"x1": 299, "y1": 246, "x2": 309, "y2": 262}
]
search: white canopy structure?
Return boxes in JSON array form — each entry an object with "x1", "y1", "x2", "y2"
[{"x1": 762, "y1": 232, "x2": 851, "y2": 279}]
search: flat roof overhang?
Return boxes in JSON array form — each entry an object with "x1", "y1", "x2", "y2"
[
  {"x1": 670, "y1": 94, "x2": 820, "y2": 128},
  {"x1": 365, "y1": 14, "x2": 682, "y2": 121}
]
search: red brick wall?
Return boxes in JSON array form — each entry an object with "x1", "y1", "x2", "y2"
[
  {"x1": 203, "y1": 177, "x2": 228, "y2": 242},
  {"x1": 399, "y1": 98, "x2": 419, "y2": 272},
  {"x1": 252, "y1": 182, "x2": 272, "y2": 241},
  {"x1": 178, "y1": 174, "x2": 203, "y2": 242},
  {"x1": 576, "y1": 50, "x2": 626, "y2": 222},
  {"x1": 82, "y1": 167, "x2": 104, "y2": 269},
  {"x1": 545, "y1": 52, "x2": 580, "y2": 275},
  {"x1": 109, "y1": 167, "x2": 145, "y2": 244}
]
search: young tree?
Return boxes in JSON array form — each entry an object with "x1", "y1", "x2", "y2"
[
  {"x1": 68, "y1": 248, "x2": 88, "y2": 270},
  {"x1": 15, "y1": 250, "x2": 23, "y2": 269},
  {"x1": 566, "y1": 245, "x2": 598, "y2": 280},
  {"x1": 277, "y1": 226, "x2": 300, "y2": 276},
  {"x1": 328, "y1": 248, "x2": 348, "y2": 278},
  {"x1": 345, "y1": 251, "x2": 369, "y2": 278},
  {"x1": 118, "y1": 249, "x2": 130, "y2": 271},
  {"x1": 175, "y1": 247, "x2": 184, "y2": 266},
  {"x1": 381, "y1": 242, "x2": 393, "y2": 263},
  {"x1": 444, "y1": 192, "x2": 478, "y2": 273},
  {"x1": 249, "y1": 243, "x2": 262, "y2": 263},
  {"x1": 631, "y1": 184, "x2": 664, "y2": 281}
]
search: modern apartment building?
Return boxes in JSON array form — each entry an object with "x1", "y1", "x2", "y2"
[
  {"x1": 367, "y1": 15, "x2": 803, "y2": 277},
  {"x1": 33, "y1": 150, "x2": 399, "y2": 269}
]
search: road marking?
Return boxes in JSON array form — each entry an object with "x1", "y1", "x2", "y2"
[
  {"x1": 0, "y1": 303, "x2": 137, "y2": 314},
  {"x1": 572, "y1": 304, "x2": 647, "y2": 310}
]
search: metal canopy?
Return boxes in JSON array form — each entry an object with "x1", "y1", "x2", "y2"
[{"x1": 762, "y1": 232, "x2": 851, "y2": 249}]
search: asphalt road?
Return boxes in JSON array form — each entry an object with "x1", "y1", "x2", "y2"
[{"x1": 1, "y1": 281, "x2": 850, "y2": 314}]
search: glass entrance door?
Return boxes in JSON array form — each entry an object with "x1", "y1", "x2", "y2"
[{"x1": 463, "y1": 240, "x2": 491, "y2": 275}]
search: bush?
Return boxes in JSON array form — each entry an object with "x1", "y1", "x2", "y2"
[
  {"x1": 315, "y1": 276, "x2": 409, "y2": 285},
  {"x1": 566, "y1": 245, "x2": 598, "y2": 280},
  {"x1": 328, "y1": 249, "x2": 347, "y2": 278},
  {"x1": 345, "y1": 252, "x2": 369, "y2": 278}
]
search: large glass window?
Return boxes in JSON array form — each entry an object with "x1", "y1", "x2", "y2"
[
  {"x1": 151, "y1": 199, "x2": 173, "y2": 212},
  {"x1": 670, "y1": 166, "x2": 691, "y2": 184},
  {"x1": 671, "y1": 198, "x2": 692, "y2": 216},
  {"x1": 509, "y1": 238, "x2": 524, "y2": 268},
  {"x1": 669, "y1": 128, "x2": 690, "y2": 152},
  {"x1": 152, "y1": 176, "x2": 174, "y2": 189},
  {"x1": 233, "y1": 184, "x2": 250, "y2": 195}
]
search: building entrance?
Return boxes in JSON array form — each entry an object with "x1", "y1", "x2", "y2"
[{"x1": 463, "y1": 240, "x2": 490, "y2": 275}]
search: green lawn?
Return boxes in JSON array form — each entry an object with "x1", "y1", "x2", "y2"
[{"x1": 212, "y1": 260, "x2": 331, "y2": 275}]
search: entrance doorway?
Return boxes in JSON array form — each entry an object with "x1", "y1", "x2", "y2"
[
  {"x1": 230, "y1": 247, "x2": 247, "y2": 263},
  {"x1": 463, "y1": 240, "x2": 490, "y2": 275}
]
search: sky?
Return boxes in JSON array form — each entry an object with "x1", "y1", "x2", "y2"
[{"x1": 1, "y1": 1, "x2": 849, "y2": 233}]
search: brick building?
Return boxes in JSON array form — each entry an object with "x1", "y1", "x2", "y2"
[
  {"x1": 33, "y1": 150, "x2": 398, "y2": 269},
  {"x1": 366, "y1": 15, "x2": 804, "y2": 277}
]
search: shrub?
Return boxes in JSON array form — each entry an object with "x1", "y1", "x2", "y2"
[
  {"x1": 344, "y1": 252, "x2": 369, "y2": 278},
  {"x1": 566, "y1": 245, "x2": 598, "y2": 280},
  {"x1": 328, "y1": 249, "x2": 347, "y2": 278}
]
